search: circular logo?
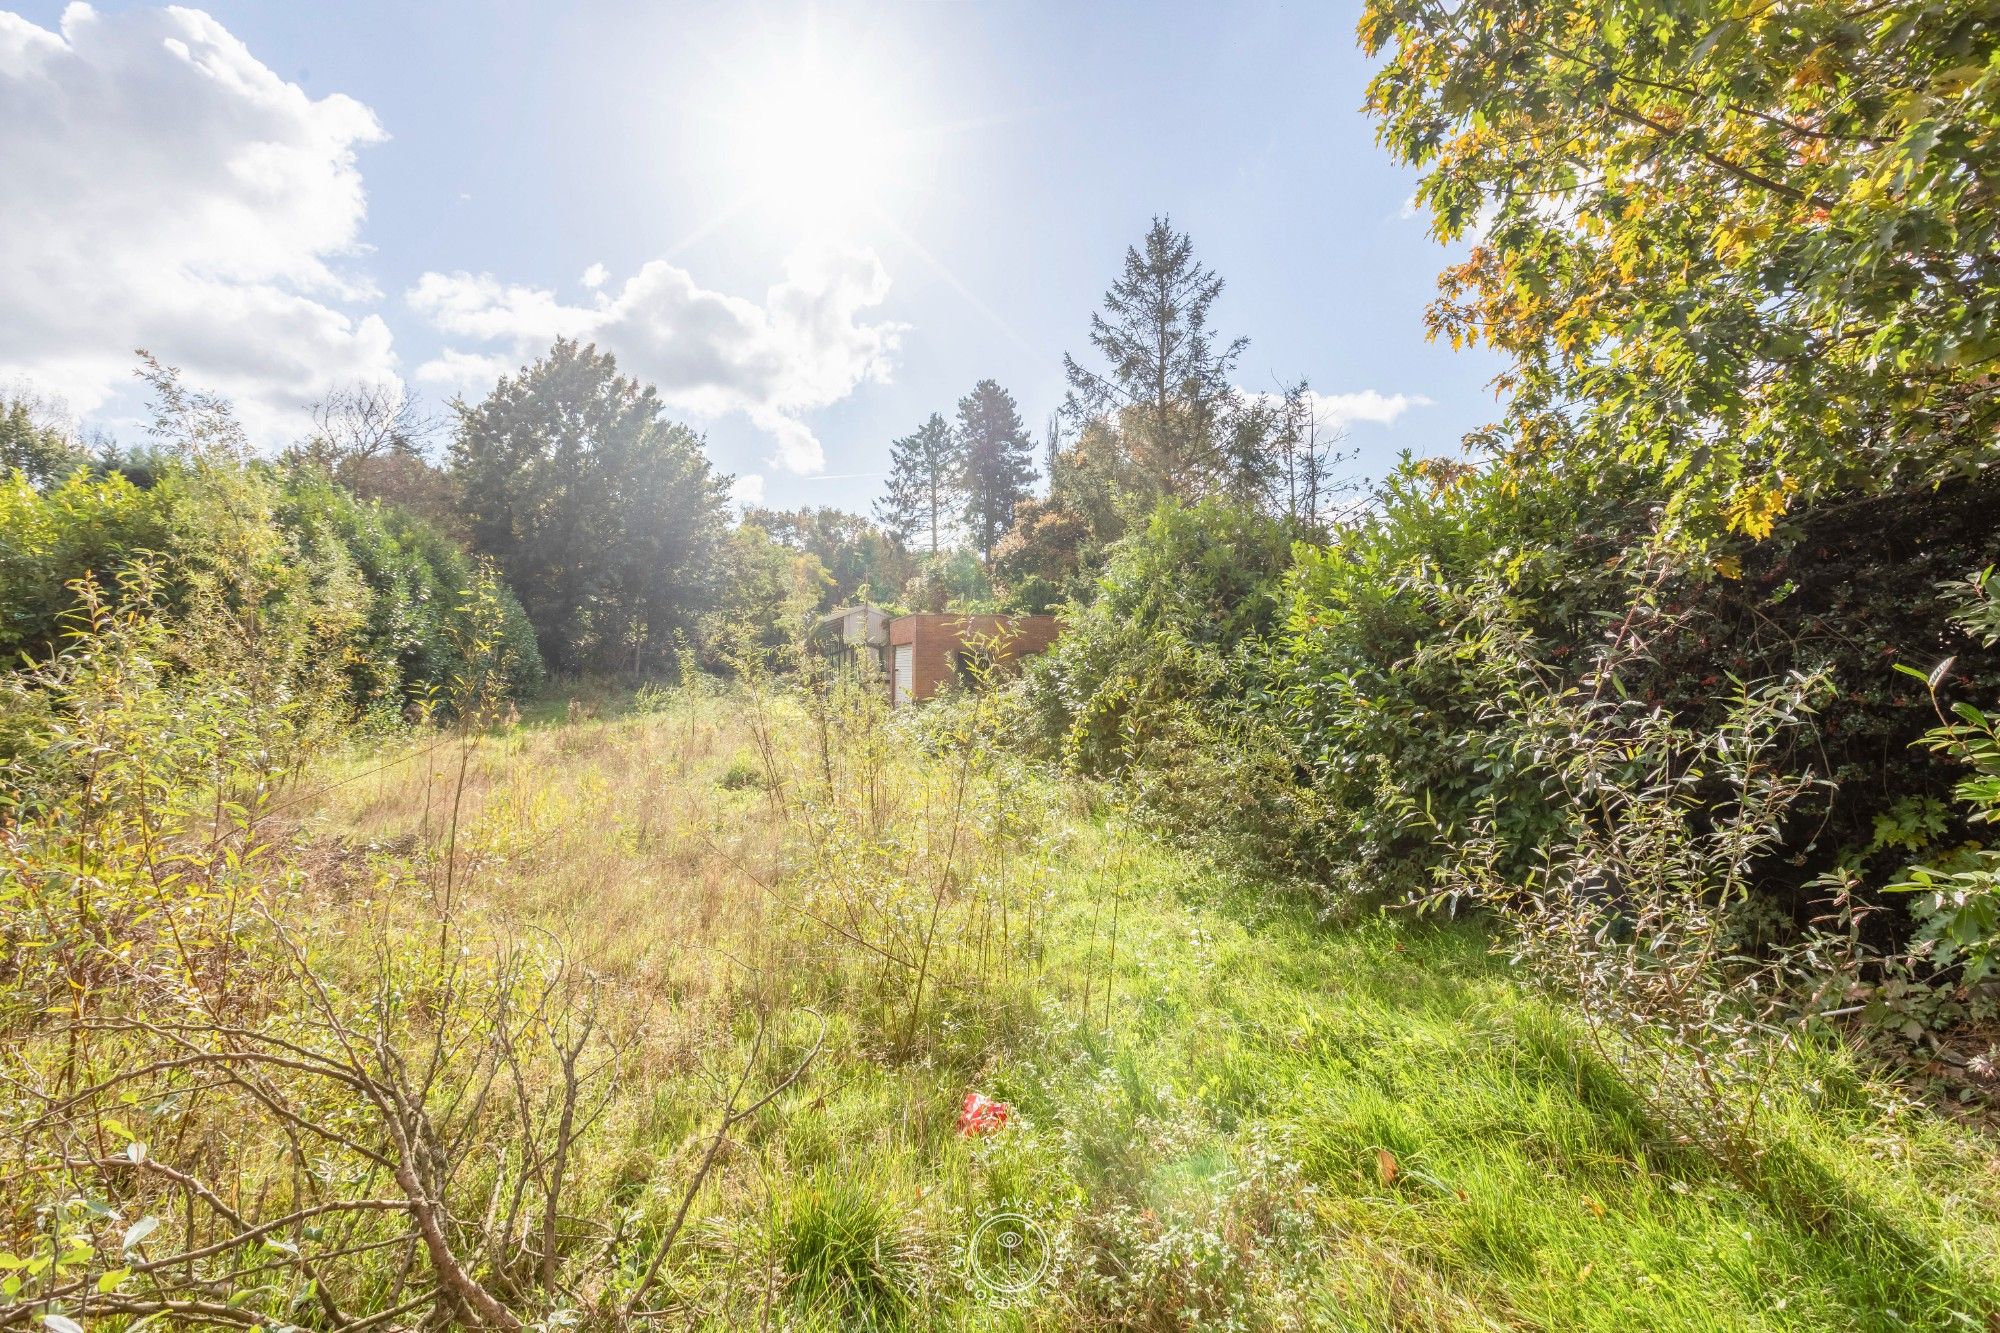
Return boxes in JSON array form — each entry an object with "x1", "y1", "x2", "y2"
[{"x1": 966, "y1": 1208, "x2": 1051, "y2": 1300}]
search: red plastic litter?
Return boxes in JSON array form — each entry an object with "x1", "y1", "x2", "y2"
[{"x1": 956, "y1": 1091, "x2": 1011, "y2": 1135}]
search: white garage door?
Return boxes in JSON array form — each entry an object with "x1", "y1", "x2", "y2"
[{"x1": 893, "y1": 644, "x2": 913, "y2": 706}]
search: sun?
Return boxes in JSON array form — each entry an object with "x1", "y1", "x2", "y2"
[{"x1": 715, "y1": 37, "x2": 910, "y2": 232}]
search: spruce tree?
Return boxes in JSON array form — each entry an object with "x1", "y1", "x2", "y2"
[
  {"x1": 1062, "y1": 216, "x2": 1249, "y2": 502},
  {"x1": 874, "y1": 413, "x2": 961, "y2": 555},
  {"x1": 955, "y1": 379, "x2": 1034, "y2": 565}
]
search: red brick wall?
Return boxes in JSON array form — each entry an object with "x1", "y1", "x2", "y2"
[{"x1": 886, "y1": 614, "x2": 1061, "y2": 704}]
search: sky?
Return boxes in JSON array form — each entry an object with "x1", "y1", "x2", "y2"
[{"x1": 0, "y1": 0, "x2": 1501, "y2": 515}]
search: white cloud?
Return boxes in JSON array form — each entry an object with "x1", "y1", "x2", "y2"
[
  {"x1": 406, "y1": 271, "x2": 593, "y2": 345},
  {"x1": 409, "y1": 246, "x2": 903, "y2": 475},
  {"x1": 728, "y1": 472, "x2": 765, "y2": 509},
  {"x1": 411, "y1": 347, "x2": 516, "y2": 400},
  {"x1": 580, "y1": 262, "x2": 608, "y2": 290},
  {"x1": 1306, "y1": 389, "x2": 1433, "y2": 431},
  {"x1": 1241, "y1": 387, "x2": 1434, "y2": 433},
  {"x1": 0, "y1": 4, "x2": 397, "y2": 440}
]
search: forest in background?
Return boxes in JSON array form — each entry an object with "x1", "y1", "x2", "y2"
[{"x1": 5, "y1": 2, "x2": 2000, "y2": 1328}]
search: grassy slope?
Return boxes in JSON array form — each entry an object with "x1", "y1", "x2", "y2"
[{"x1": 308, "y1": 691, "x2": 2000, "y2": 1330}]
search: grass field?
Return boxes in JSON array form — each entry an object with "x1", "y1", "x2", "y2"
[{"x1": 292, "y1": 685, "x2": 2000, "y2": 1330}]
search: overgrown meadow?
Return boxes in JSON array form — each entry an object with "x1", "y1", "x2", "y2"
[
  {"x1": 6, "y1": 616, "x2": 1998, "y2": 1329},
  {"x1": 7, "y1": 3, "x2": 2000, "y2": 1327}
]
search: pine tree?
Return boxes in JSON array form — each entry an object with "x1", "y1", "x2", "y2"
[
  {"x1": 0, "y1": 398, "x2": 87, "y2": 487},
  {"x1": 955, "y1": 379, "x2": 1035, "y2": 565},
  {"x1": 1061, "y1": 216, "x2": 1248, "y2": 501},
  {"x1": 874, "y1": 413, "x2": 961, "y2": 555}
]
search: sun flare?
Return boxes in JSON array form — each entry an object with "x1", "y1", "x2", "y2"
[{"x1": 718, "y1": 43, "x2": 909, "y2": 231}]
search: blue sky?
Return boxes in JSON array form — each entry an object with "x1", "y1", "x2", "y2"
[{"x1": 1, "y1": 0, "x2": 1500, "y2": 515}]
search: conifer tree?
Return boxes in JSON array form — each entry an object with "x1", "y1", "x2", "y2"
[
  {"x1": 874, "y1": 412, "x2": 961, "y2": 555},
  {"x1": 955, "y1": 379, "x2": 1034, "y2": 565},
  {"x1": 1062, "y1": 216, "x2": 1248, "y2": 501}
]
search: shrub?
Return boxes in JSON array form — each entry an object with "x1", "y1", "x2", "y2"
[
  {"x1": 1413, "y1": 566, "x2": 1837, "y2": 1183},
  {"x1": 276, "y1": 464, "x2": 543, "y2": 712},
  {"x1": 1890, "y1": 568, "x2": 2000, "y2": 993},
  {"x1": 1026, "y1": 498, "x2": 1291, "y2": 769},
  {"x1": 1018, "y1": 498, "x2": 1326, "y2": 876},
  {"x1": 1265, "y1": 456, "x2": 1642, "y2": 888},
  {"x1": 0, "y1": 466, "x2": 170, "y2": 664},
  {"x1": 0, "y1": 456, "x2": 543, "y2": 730}
]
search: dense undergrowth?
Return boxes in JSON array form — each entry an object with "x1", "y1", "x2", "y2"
[
  {"x1": 6, "y1": 661, "x2": 1997, "y2": 1330},
  {"x1": 4, "y1": 7, "x2": 1999, "y2": 1324}
]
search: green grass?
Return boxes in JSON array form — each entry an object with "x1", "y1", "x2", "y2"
[
  {"x1": 1007, "y1": 838, "x2": 1999, "y2": 1329},
  {"x1": 300, "y1": 692, "x2": 2000, "y2": 1330}
]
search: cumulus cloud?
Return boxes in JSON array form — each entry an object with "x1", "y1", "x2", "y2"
[
  {"x1": 409, "y1": 247, "x2": 903, "y2": 474},
  {"x1": 411, "y1": 347, "x2": 517, "y2": 400},
  {"x1": 728, "y1": 472, "x2": 765, "y2": 509},
  {"x1": 1242, "y1": 387, "x2": 1434, "y2": 433},
  {"x1": 0, "y1": 3, "x2": 397, "y2": 439},
  {"x1": 1306, "y1": 389, "x2": 1433, "y2": 430},
  {"x1": 580, "y1": 262, "x2": 609, "y2": 290}
]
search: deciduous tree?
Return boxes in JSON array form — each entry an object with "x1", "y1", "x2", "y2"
[
  {"x1": 451, "y1": 339, "x2": 728, "y2": 673},
  {"x1": 1364, "y1": 0, "x2": 2000, "y2": 542}
]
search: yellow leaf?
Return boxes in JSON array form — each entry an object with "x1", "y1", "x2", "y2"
[{"x1": 1726, "y1": 481, "x2": 1793, "y2": 540}]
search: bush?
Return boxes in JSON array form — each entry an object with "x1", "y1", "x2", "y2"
[
  {"x1": 0, "y1": 456, "x2": 542, "y2": 727},
  {"x1": 1891, "y1": 568, "x2": 2000, "y2": 994},
  {"x1": 1020, "y1": 498, "x2": 1324, "y2": 875},
  {"x1": 1264, "y1": 456, "x2": 1642, "y2": 887},
  {"x1": 277, "y1": 465, "x2": 543, "y2": 712},
  {"x1": 0, "y1": 467, "x2": 169, "y2": 664},
  {"x1": 1411, "y1": 566, "x2": 1837, "y2": 1182}
]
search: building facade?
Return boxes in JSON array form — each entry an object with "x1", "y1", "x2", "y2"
[{"x1": 884, "y1": 613, "x2": 1060, "y2": 706}]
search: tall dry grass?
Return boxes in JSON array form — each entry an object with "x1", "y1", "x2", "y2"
[{"x1": 0, "y1": 650, "x2": 1083, "y2": 1330}]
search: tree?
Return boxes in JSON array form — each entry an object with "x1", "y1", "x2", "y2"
[
  {"x1": 744, "y1": 505, "x2": 914, "y2": 610},
  {"x1": 875, "y1": 413, "x2": 961, "y2": 554},
  {"x1": 136, "y1": 350, "x2": 248, "y2": 462},
  {"x1": 450, "y1": 339, "x2": 729, "y2": 673},
  {"x1": 703, "y1": 520, "x2": 827, "y2": 673},
  {"x1": 0, "y1": 396, "x2": 88, "y2": 488},
  {"x1": 289, "y1": 382, "x2": 460, "y2": 534},
  {"x1": 992, "y1": 495, "x2": 1092, "y2": 593},
  {"x1": 1257, "y1": 383, "x2": 1354, "y2": 534},
  {"x1": 299, "y1": 382, "x2": 436, "y2": 471},
  {"x1": 955, "y1": 379, "x2": 1035, "y2": 565},
  {"x1": 1363, "y1": 0, "x2": 2000, "y2": 544},
  {"x1": 1062, "y1": 216, "x2": 1249, "y2": 501}
]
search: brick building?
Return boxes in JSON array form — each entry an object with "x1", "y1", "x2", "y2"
[{"x1": 885, "y1": 613, "x2": 1060, "y2": 706}]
